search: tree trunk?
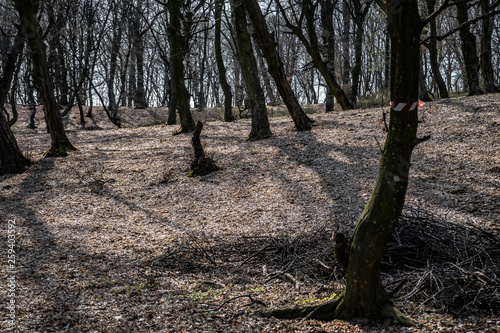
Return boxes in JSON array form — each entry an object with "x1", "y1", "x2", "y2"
[
  {"x1": 132, "y1": 2, "x2": 147, "y2": 109},
  {"x1": 230, "y1": 0, "x2": 272, "y2": 141},
  {"x1": 260, "y1": 0, "x2": 422, "y2": 325},
  {"x1": 338, "y1": 2, "x2": 422, "y2": 320},
  {"x1": 425, "y1": 0, "x2": 449, "y2": 98},
  {"x1": 0, "y1": 26, "x2": 24, "y2": 113},
  {"x1": 0, "y1": 25, "x2": 30, "y2": 175},
  {"x1": 342, "y1": 1, "x2": 351, "y2": 101},
  {"x1": 456, "y1": 2, "x2": 483, "y2": 95},
  {"x1": 295, "y1": 0, "x2": 354, "y2": 110},
  {"x1": 255, "y1": 46, "x2": 278, "y2": 106},
  {"x1": 419, "y1": 57, "x2": 433, "y2": 102},
  {"x1": 14, "y1": 0, "x2": 77, "y2": 157},
  {"x1": 215, "y1": 0, "x2": 235, "y2": 122},
  {"x1": 320, "y1": 0, "x2": 336, "y2": 112},
  {"x1": 167, "y1": 1, "x2": 195, "y2": 134},
  {"x1": 0, "y1": 110, "x2": 30, "y2": 175},
  {"x1": 244, "y1": 0, "x2": 313, "y2": 132},
  {"x1": 479, "y1": 0, "x2": 499, "y2": 92},
  {"x1": 106, "y1": 1, "x2": 123, "y2": 127}
]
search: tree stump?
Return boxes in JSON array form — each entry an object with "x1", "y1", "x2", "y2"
[{"x1": 189, "y1": 121, "x2": 217, "y2": 176}]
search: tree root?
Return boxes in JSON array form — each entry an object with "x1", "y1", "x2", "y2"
[
  {"x1": 173, "y1": 124, "x2": 195, "y2": 135},
  {"x1": 256, "y1": 294, "x2": 417, "y2": 327},
  {"x1": 42, "y1": 141, "x2": 78, "y2": 158}
]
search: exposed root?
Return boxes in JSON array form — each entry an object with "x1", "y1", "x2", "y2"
[
  {"x1": 257, "y1": 294, "x2": 418, "y2": 327},
  {"x1": 42, "y1": 141, "x2": 78, "y2": 158},
  {"x1": 379, "y1": 304, "x2": 418, "y2": 327},
  {"x1": 257, "y1": 294, "x2": 342, "y2": 321},
  {"x1": 173, "y1": 124, "x2": 195, "y2": 135}
]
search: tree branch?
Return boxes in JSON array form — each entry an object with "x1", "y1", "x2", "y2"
[
  {"x1": 421, "y1": 8, "x2": 500, "y2": 45},
  {"x1": 422, "y1": 0, "x2": 452, "y2": 25}
]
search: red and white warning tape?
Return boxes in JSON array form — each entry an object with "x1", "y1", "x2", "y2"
[{"x1": 390, "y1": 100, "x2": 424, "y2": 111}]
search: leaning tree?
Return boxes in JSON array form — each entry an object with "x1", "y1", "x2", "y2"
[
  {"x1": 260, "y1": 0, "x2": 440, "y2": 325},
  {"x1": 14, "y1": 0, "x2": 77, "y2": 157}
]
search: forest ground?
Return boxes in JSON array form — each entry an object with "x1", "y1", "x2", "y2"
[{"x1": 0, "y1": 94, "x2": 499, "y2": 332}]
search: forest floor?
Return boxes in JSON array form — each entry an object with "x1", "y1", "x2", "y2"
[{"x1": 1, "y1": 93, "x2": 499, "y2": 332}]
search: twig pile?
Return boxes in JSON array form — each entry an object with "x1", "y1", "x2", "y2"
[
  {"x1": 149, "y1": 228, "x2": 338, "y2": 281},
  {"x1": 150, "y1": 207, "x2": 499, "y2": 316},
  {"x1": 383, "y1": 207, "x2": 500, "y2": 315}
]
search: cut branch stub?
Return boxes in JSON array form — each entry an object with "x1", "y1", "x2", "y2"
[{"x1": 189, "y1": 121, "x2": 218, "y2": 177}]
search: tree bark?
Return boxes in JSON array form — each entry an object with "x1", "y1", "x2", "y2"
[
  {"x1": 456, "y1": 2, "x2": 483, "y2": 95},
  {"x1": 479, "y1": 0, "x2": 499, "y2": 92},
  {"x1": 320, "y1": 0, "x2": 336, "y2": 112},
  {"x1": 131, "y1": 1, "x2": 147, "y2": 109},
  {"x1": 0, "y1": 24, "x2": 30, "y2": 175},
  {"x1": 260, "y1": 0, "x2": 422, "y2": 325},
  {"x1": 189, "y1": 121, "x2": 217, "y2": 176},
  {"x1": 0, "y1": 110, "x2": 30, "y2": 175},
  {"x1": 425, "y1": 0, "x2": 449, "y2": 98},
  {"x1": 244, "y1": 0, "x2": 313, "y2": 132},
  {"x1": 0, "y1": 25, "x2": 24, "y2": 115},
  {"x1": 167, "y1": 1, "x2": 195, "y2": 134},
  {"x1": 14, "y1": 0, "x2": 77, "y2": 157},
  {"x1": 106, "y1": 1, "x2": 123, "y2": 127},
  {"x1": 342, "y1": 1, "x2": 351, "y2": 101},
  {"x1": 215, "y1": 0, "x2": 235, "y2": 122},
  {"x1": 350, "y1": 1, "x2": 372, "y2": 108},
  {"x1": 230, "y1": 0, "x2": 272, "y2": 141},
  {"x1": 286, "y1": 0, "x2": 353, "y2": 110}
]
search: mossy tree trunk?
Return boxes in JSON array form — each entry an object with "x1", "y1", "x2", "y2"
[
  {"x1": 167, "y1": 1, "x2": 195, "y2": 134},
  {"x1": 230, "y1": 0, "x2": 272, "y2": 141},
  {"x1": 14, "y1": 0, "x2": 77, "y2": 157},
  {"x1": 260, "y1": 0, "x2": 422, "y2": 325},
  {"x1": 243, "y1": 0, "x2": 313, "y2": 132}
]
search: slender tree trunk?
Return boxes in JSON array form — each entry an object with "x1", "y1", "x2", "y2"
[
  {"x1": 167, "y1": 1, "x2": 195, "y2": 134},
  {"x1": 342, "y1": 1, "x2": 351, "y2": 101},
  {"x1": 425, "y1": 0, "x2": 449, "y2": 98},
  {"x1": 14, "y1": 0, "x2": 76, "y2": 157},
  {"x1": 419, "y1": 55, "x2": 433, "y2": 101},
  {"x1": 0, "y1": 26, "x2": 24, "y2": 112},
  {"x1": 230, "y1": 0, "x2": 272, "y2": 141},
  {"x1": 106, "y1": 2, "x2": 123, "y2": 127},
  {"x1": 197, "y1": 24, "x2": 209, "y2": 110},
  {"x1": 351, "y1": 21, "x2": 363, "y2": 108},
  {"x1": 132, "y1": 1, "x2": 147, "y2": 109},
  {"x1": 480, "y1": 0, "x2": 499, "y2": 92},
  {"x1": 244, "y1": 0, "x2": 313, "y2": 132},
  {"x1": 215, "y1": 0, "x2": 235, "y2": 122},
  {"x1": 255, "y1": 46, "x2": 277, "y2": 105},
  {"x1": 295, "y1": 0, "x2": 354, "y2": 110},
  {"x1": 456, "y1": 2, "x2": 483, "y2": 95},
  {"x1": 320, "y1": 0, "x2": 336, "y2": 112}
]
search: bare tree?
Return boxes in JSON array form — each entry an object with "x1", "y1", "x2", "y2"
[
  {"x1": 244, "y1": 0, "x2": 314, "y2": 131},
  {"x1": 14, "y1": 0, "x2": 76, "y2": 157},
  {"x1": 230, "y1": 0, "x2": 272, "y2": 141},
  {"x1": 215, "y1": 0, "x2": 235, "y2": 122}
]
